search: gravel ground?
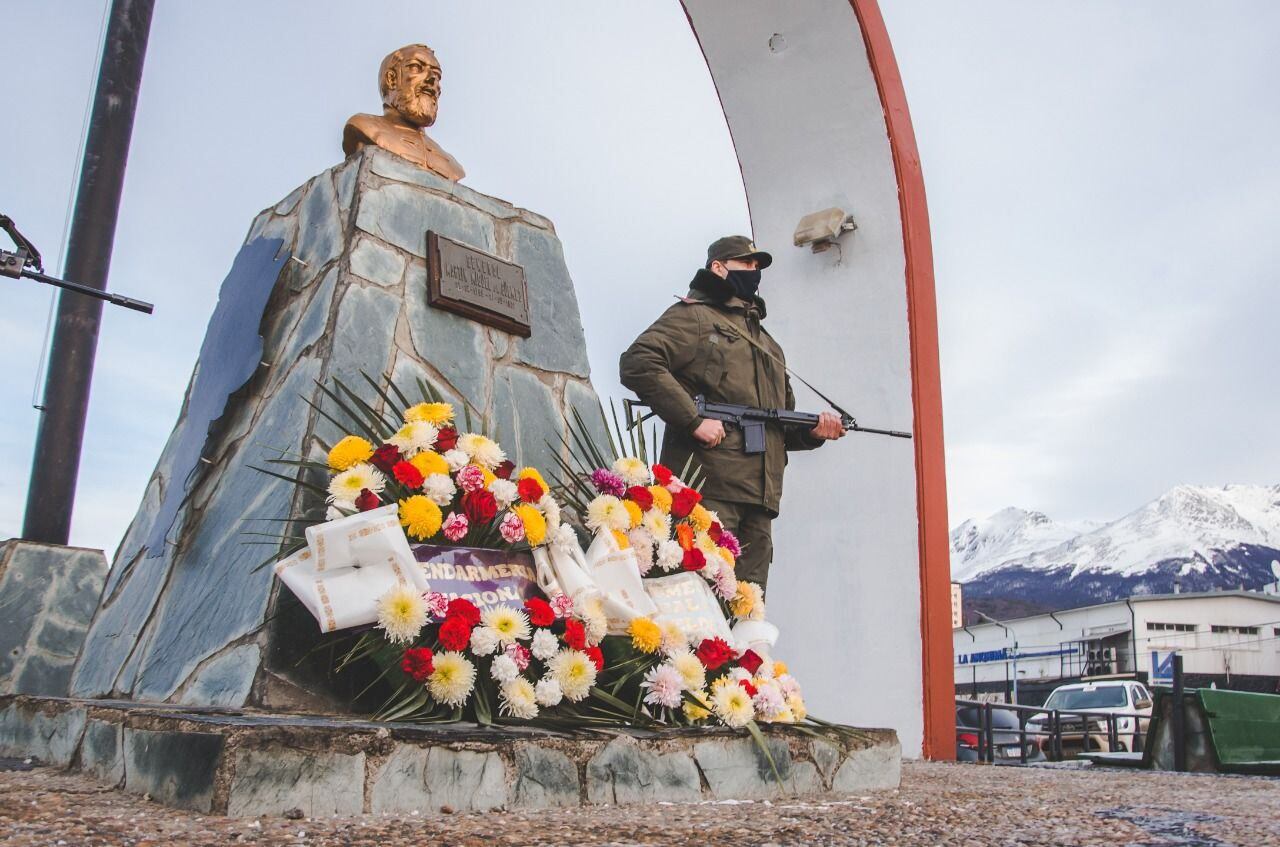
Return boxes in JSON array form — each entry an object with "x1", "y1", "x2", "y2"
[{"x1": 0, "y1": 759, "x2": 1276, "y2": 846}]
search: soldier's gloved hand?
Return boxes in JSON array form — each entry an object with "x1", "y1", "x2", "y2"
[
  {"x1": 809, "y1": 412, "x2": 845, "y2": 440},
  {"x1": 692, "y1": 418, "x2": 726, "y2": 448}
]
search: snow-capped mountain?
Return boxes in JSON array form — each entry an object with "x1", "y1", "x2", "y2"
[{"x1": 953, "y1": 484, "x2": 1280, "y2": 613}]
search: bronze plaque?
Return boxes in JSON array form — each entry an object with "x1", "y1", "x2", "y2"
[{"x1": 426, "y1": 231, "x2": 531, "y2": 337}]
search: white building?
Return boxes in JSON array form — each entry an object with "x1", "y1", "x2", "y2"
[{"x1": 954, "y1": 590, "x2": 1280, "y2": 704}]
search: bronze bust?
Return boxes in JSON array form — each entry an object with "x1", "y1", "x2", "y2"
[{"x1": 343, "y1": 44, "x2": 466, "y2": 181}]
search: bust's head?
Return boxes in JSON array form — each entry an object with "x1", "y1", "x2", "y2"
[{"x1": 379, "y1": 44, "x2": 442, "y2": 128}]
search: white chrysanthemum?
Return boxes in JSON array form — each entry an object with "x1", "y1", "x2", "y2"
[
  {"x1": 611, "y1": 456, "x2": 652, "y2": 487},
  {"x1": 579, "y1": 595, "x2": 607, "y2": 645},
  {"x1": 551, "y1": 523, "x2": 578, "y2": 552},
  {"x1": 660, "y1": 623, "x2": 692, "y2": 656},
  {"x1": 442, "y1": 448, "x2": 469, "y2": 471},
  {"x1": 695, "y1": 531, "x2": 719, "y2": 557},
  {"x1": 777, "y1": 673, "x2": 802, "y2": 698},
  {"x1": 531, "y1": 628, "x2": 559, "y2": 661},
  {"x1": 548, "y1": 649, "x2": 597, "y2": 701},
  {"x1": 481, "y1": 606, "x2": 531, "y2": 645},
  {"x1": 642, "y1": 509, "x2": 671, "y2": 540},
  {"x1": 422, "y1": 473, "x2": 457, "y2": 506},
  {"x1": 656, "y1": 540, "x2": 683, "y2": 572},
  {"x1": 327, "y1": 463, "x2": 385, "y2": 504},
  {"x1": 629, "y1": 529, "x2": 655, "y2": 575},
  {"x1": 752, "y1": 680, "x2": 786, "y2": 720},
  {"x1": 427, "y1": 651, "x2": 476, "y2": 707},
  {"x1": 669, "y1": 649, "x2": 706, "y2": 690},
  {"x1": 325, "y1": 504, "x2": 346, "y2": 521},
  {"x1": 534, "y1": 677, "x2": 563, "y2": 707},
  {"x1": 641, "y1": 663, "x2": 684, "y2": 708},
  {"x1": 755, "y1": 659, "x2": 776, "y2": 681},
  {"x1": 711, "y1": 681, "x2": 755, "y2": 728},
  {"x1": 388, "y1": 420, "x2": 439, "y2": 456},
  {"x1": 490, "y1": 653, "x2": 519, "y2": 684},
  {"x1": 499, "y1": 677, "x2": 538, "y2": 719},
  {"x1": 489, "y1": 479, "x2": 518, "y2": 508},
  {"x1": 537, "y1": 494, "x2": 561, "y2": 533},
  {"x1": 375, "y1": 586, "x2": 428, "y2": 644},
  {"x1": 457, "y1": 433, "x2": 505, "y2": 470},
  {"x1": 728, "y1": 666, "x2": 751, "y2": 684},
  {"x1": 585, "y1": 495, "x2": 629, "y2": 532},
  {"x1": 469, "y1": 625, "x2": 499, "y2": 656}
]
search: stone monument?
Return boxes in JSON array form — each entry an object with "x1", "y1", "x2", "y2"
[{"x1": 68, "y1": 44, "x2": 608, "y2": 711}]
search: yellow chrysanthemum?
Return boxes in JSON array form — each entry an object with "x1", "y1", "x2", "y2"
[
  {"x1": 480, "y1": 466, "x2": 497, "y2": 487},
  {"x1": 647, "y1": 485, "x2": 673, "y2": 515},
  {"x1": 730, "y1": 583, "x2": 756, "y2": 619},
  {"x1": 517, "y1": 467, "x2": 548, "y2": 490},
  {"x1": 481, "y1": 606, "x2": 531, "y2": 645},
  {"x1": 787, "y1": 692, "x2": 807, "y2": 721},
  {"x1": 627, "y1": 617, "x2": 662, "y2": 653},
  {"x1": 513, "y1": 503, "x2": 547, "y2": 546},
  {"x1": 398, "y1": 494, "x2": 442, "y2": 540},
  {"x1": 671, "y1": 650, "x2": 706, "y2": 690},
  {"x1": 719, "y1": 547, "x2": 736, "y2": 568},
  {"x1": 683, "y1": 691, "x2": 712, "y2": 722},
  {"x1": 409, "y1": 450, "x2": 449, "y2": 477},
  {"x1": 773, "y1": 660, "x2": 789, "y2": 676},
  {"x1": 622, "y1": 499, "x2": 643, "y2": 529},
  {"x1": 611, "y1": 529, "x2": 631, "y2": 550},
  {"x1": 405, "y1": 402, "x2": 454, "y2": 426},
  {"x1": 327, "y1": 435, "x2": 374, "y2": 471},
  {"x1": 427, "y1": 651, "x2": 476, "y2": 707},
  {"x1": 687, "y1": 504, "x2": 713, "y2": 532}
]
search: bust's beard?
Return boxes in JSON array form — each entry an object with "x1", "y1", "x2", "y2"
[{"x1": 390, "y1": 89, "x2": 438, "y2": 128}]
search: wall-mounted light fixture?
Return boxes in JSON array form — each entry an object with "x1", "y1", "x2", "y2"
[{"x1": 793, "y1": 207, "x2": 857, "y2": 253}]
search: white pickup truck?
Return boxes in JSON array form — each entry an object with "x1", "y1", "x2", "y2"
[{"x1": 1027, "y1": 680, "x2": 1154, "y2": 757}]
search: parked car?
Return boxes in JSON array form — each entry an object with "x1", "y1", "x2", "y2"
[
  {"x1": 955, "y1": 704, "x2": 1045, "y2": 764},
  {"x1": 1026, "y1": 680, "x2": 1153, "y2": 759}
]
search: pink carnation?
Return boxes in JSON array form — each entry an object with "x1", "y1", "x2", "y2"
[
  {"x1": 499, "y1": 511, "x2": 526, "y2": 543},
  {"x1": 717, "y1": 530, "x2": 742, "y2": 558},
  {"x1": 456, "y1": 464, "x2": 486, "y2": 493},
  {"x1": 442, "y1": 512, "x2": 469, "y2": 542},
  {"x1": 504, "y1": 642, "x2": 531, "y2": 671},
  {"x1": 550, "y1": 593, "x2": 574, "y2": 619},
  {"x1": 423, "y1": 591, "x2": 450, "y2": 618},
  {"x1": 590, "y1": 468, "x2": 626, "y2": 497}
]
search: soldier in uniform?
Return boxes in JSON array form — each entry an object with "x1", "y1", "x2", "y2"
[{"x1": 620, "y1": 236, "x2": 844, "y2": 594}]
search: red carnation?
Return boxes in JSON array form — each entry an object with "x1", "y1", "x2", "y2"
[
  {"x1": 370, "y1": 444, "x2": 403, "y2": 474},
  {"x1": 355, "y1": 488, "x2": 382, "y2": 512},
  {"x1": 737, "y1": 649, "x2": 764, "y2": 676},
  {"x1": 462, "y1": 489, "x2": 498, "y2": 524},
  {"x1": 446, "y1": 598, "x2": 482, "y2": 627},
  {"x1": 681, "y1": 548, "x2": 706, "y2": 571},
  {"x1": 585, "y1": 645, "x2": 605, "y2": 672},
  {"x1": 401, "y1": 647, "x2": 435, "y2": 682},
  {"x1": 392, "y1": 460, "x2": 424, "y2": 489},
  {"x1": 651, "y1": 463, "x2": 673, "y2": 485},
  {"x1": 494, "y1": 460, "x2": 516, "y2": 480},
  {"x1": 707, "y1": 521, "x2": 723, "y2": 543},
  {"x1": 435, "y1": 427, "x2": 459, "y2": 452},
  {"x1": 517, "y1": 477, "x2": 546, "y2": 504},
  {"x1": 671, "y1": 487, "x2": 702, "y2": 518},
  {"x1": 438, "y1": 616, "x2": 472, "y2": 651},
  {"x1": 695, "y1": 637, "x2": 736, "y2": 671},
  {"x1": 525, "y1": 597, "x2": 555, "y2": 628},
  {"x1": 626, "y1": 486, "x2": 654, "y2": 512},
  {"x1": 739, "y1": 678, "x2": 758, "y2": 697},
  {"x1": 562, "y1": 618, "x2": 587, "y2": 651}
]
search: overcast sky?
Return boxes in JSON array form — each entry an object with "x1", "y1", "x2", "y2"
[{"x1": 2, "y1": 1, "x2": 1277, "y2": 557}]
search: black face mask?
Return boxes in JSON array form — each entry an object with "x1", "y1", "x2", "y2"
[{"x1": 725, "y1": 268, "x2": 761, "y2": 300}]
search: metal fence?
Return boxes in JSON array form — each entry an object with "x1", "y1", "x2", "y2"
[{"x1": 954, "y1": 698, "x2": 1148, "y2": 764}]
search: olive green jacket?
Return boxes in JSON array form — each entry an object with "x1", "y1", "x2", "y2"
[{"x1": 619, "y1": 269, "x2": 823, "y2": 516}]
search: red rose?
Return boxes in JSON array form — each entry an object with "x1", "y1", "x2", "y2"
[
  {"x1": 438, "y1": 616, "x2": 472, "y2": 651},
  {"x1": 739, "y1": 678, "x2": 758, "y2": 697},
  {"x1": 681, "y1": 549, "x2": 706, "y2": 571},
  {"x1": 562, "y1": 618, "x2": 587, "y2": 651},
  {"x1": 695, "y1": 637, "x2": 736, "y2": 671},
  {"x1": 401, "y1": 647, "x2": 435, "y2": 682},
  {"x1": 671, "y1": 487, "x2": 702, "y2": 518},
  {"x1": 652, "y1": 463, "x2": 673, "y2": 485},
  {"x1": 392, "y1": 460, "x2": 424, "y2": 489},
  {"x1": 446, "y1": 598, "x2": 482, "y2": 627},
  {"x1": 626, "y1": 486, "x2": 653, "y2": 512},
  {"x1": 517, "y1": 477, "x2": 546, "y2": 504},
  {"x1": 737, "y1": 649, "x2": 764, "y2": 676},
  {"x1": 435, "y1": 427, "x2": 459, "y2": 452},
  {"x1": 355, "y1": 488, "x2": 382, "y2": 512},
  {"x1": 525, "y1": 597, "x2": 555, "y2": 628},
  {"x1": 707, "y1": 521, "x2": 723, "y2": 543},
  {"x1": 370, "y1": 444, "x2": 403, "y2": 474},
  {"x1": 462, "y1": 489, "x2": 498, "y2": 524},
  {"x1": 494, "y1": 460, "x2": 516, "y2": 480},
  {"x1": 585, "y1": 645, "x2": 605, "y2": 672}
]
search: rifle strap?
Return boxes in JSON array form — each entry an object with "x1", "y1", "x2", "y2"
[{"x1": 712, "y1": 321, "x2": 855, "y2": 422}]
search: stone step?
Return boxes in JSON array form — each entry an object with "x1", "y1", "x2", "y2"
[{"x1": 0, "y1": 695, "x2": 901, "y2": 817}]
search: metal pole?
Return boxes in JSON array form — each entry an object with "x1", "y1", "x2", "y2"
[
  {"x1": 21, "y1": 0, "x2": 156, "y2": 544},
  {"x1": 1171, "y1": 653, "x2": 1186, "y2": 772},
  {"x1": 1012, "y1": 641, "x2": 1019, "y2": 705}
]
